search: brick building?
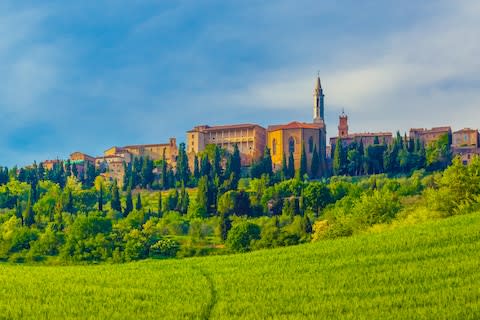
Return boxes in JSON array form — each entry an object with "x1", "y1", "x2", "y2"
[{"x1": 187, "y1": 124, "x2": 267, "y2": 166}]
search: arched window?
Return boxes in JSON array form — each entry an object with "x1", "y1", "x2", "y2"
[
  {"x1": 289, "y1": 137, "x2": 295, "y2": 154},
  {"x1": 272, "y1": 139, "x2": 277, "y2": 155},
  {"x1": 308, "y1": 137, "x2": 314, "y2": 153}
]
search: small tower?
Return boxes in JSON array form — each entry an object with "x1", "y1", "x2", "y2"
[
  {"x1": 338, "y1": 110, "x2": 348, "y2": 138},
  {"x1": 313, "y1": 74, "x2": 325, "y2": 123}
]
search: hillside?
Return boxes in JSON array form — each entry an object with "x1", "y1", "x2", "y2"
[{"x1": 0, "y1": 212, "x2": 479, "y2": 319}]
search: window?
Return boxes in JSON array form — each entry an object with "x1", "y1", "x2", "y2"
[
  {"x1": 465, "y1": 134, "x2": 468, "y2": 142},
  {"x1": 289, "y1": 137, "x2": 295, "y2": 154},
  {"x1": 272, "y1": 139, "x2": 277, "y2": 155},
  {"x1": 308, "y1": 137, "x2": 314, "y2": 153}
]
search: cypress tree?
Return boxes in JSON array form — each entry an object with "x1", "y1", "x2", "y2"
[
  {"x1": 98, "y1": 186, "x2": 103, "y2": 212},
  {"x1": 287, "y1": 152, "x2": 295, "y2": 179},
  {"x1": 23, "y1": 188, "x2": 35, "y2": 227},
  {"x1": 299, "y1": 144, "x2": 307, "y2": 179},
  {"x1": 15, "y1": 198, "x2": 23, "y2": 226},
  {"x1": 281, "y1": 153, "x2": 288, "y2": 180},
  {"x1": 136, "y1": 193, "x2": 142, "y2": 211},
  {"x1": 193, "y1": 155, "x2": 200, "y2": 180},
  {"x1": 66, "y1": 189, "x2": 74, "y2": 213},
  {"x1": 333, "y1": 140, "x2": 343, "y2": 176},
  {"x1": 196, "y1": 176, "x2": 209, "y2": 218},
  {"x1": 111, "y1": 181, "x2": 122, "y2": 212},
  {"x1": 219, "y1": 212, "x2": 231, "y2": 242},
  {"x1": 263, "y1": 147, "x2": 273, "y2": 176},
  {"x1": 124, "y1": 186, "x2": 133, "y2": 216},
  {"x1": 311, "y1": 145, "x2": 319, "y2": 179},
  {"x1": 176, "y1": 143, "x2": 191, "y2": 184},
  {"x1": 161, "y1": 150, "x2": 168, "y2": 189},
  {"x1": 157, "y1": 192, "x2": 163, "y2": 217}
]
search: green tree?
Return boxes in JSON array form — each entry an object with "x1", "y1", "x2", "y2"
[
  {"x1": 195, "y1": 176, "x2": 209, "y2": 218},
  {"x1": 98, "y1": 186, "x2": 104, "y2": 212},
  {"x1": 226, "y1": 222, "x2": 261, "y2": 252},
  {"x1": 124, "y1": 186, "x2": 133, "y2": 216},
  {"x1": 311, "y1": 145, "x2": 319, "y2": 179},
  {"x1": 157, "y1": 192, "x2": 163, "y2": 217},
  {"x1": 136, "y1": 193, "x2": 142, "y2": 211},
  {"x1": 333, "y1": 140, "x2": 345, "y2": 175},
  {"x1": 23, "y1": 188, "x2": 35, "y2": 227},
  {"x1": 193, "y1": 155, "x2": 200, "y2": 180},
  {"x1": 176, "y1": 143, "x2": 191, "y2": 184},
  {"x1": 281, "y1": 153, "x2": 288, "y2": 180},
  {"x1": 299, "y1": 144, "x2": 307, "y2": 179},
  {"x1": 287, "y1": 152, "x2": 295, "y2": 179},
  {"x1": 110, "y1": 181, "x2": 122, "y2": 212}
]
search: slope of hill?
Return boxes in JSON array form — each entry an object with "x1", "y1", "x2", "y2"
[{"x1": 1, "y1": 212, "x2": 479, "y2": 319}]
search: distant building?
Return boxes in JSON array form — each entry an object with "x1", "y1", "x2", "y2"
[
  {"x1": 329, "y1": 111, "x2": 393, "y2": 155},
  {"x1": 122, "y1": 138, "x2": 178, "y2": 166},
  {"x1": 100, "y1": 138, "x2": 178, "y2": 185},
  {"x1": 266, "y1": 75, "x2": 327, "y2": 174},
  {"x1": 452, "y1": 128, "x2": 480, "y2": 165},
  {"x1": 409, "y1": 127, "x2": 452, "y2": 146},
  {"x1": 187, "y1": 124, "x2": 266, "y2": 166},
  {"x1": 42, "y1": 159, "x2": 62, "y2": 171}
]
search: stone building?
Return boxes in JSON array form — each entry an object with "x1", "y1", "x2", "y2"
[
  {"x1": 266, "y1": 75, "x2": 327, "y2": 174},
  {"x1": 42, "y1": 159, "x2": 62, "y2": 171},
  {"x1": 452, "y1": 128, "x2": 480, "y2": 165},
  {"x1": 409, "y1": 127, "x2": 452, "y2": 146},
  {"x1": 122, "y1": 138, "x2": 178, "y2": 166},
  {"x1": 187, "y1": 124, "x2": 266, "y2": 166},
  {"x1": 100, "y1": 138, "x2": 178, "y2": 185},
  {"x1": 329, "y1": 111, "x2": 393, "y2": 153}
]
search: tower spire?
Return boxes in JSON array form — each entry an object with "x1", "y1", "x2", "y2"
[{"x1": 313, "y1": 73, "x2": 324, "y2": 123}]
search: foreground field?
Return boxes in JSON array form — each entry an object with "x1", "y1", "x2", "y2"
[{"x1": 1, "y1": 213, "x2": 479, "y2": 320}]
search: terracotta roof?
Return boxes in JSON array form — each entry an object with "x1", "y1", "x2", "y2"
[
  {"x1": 410, "y1": 127, "x2": 451, "y2": 134},
  {"x1": 123, "y1": 143, "x2": 171, "y2": 149},
  {"x1": 453, "y1": 128, "x2": 478, "y2": 134},
  {"x1": 188, "y1": 123, "x2": 264, "y2": 133},
  {"x1": 268, "y1": 121, "x2": 323, "y2": 131}
]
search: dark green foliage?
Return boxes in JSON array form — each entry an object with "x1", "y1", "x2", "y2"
[
  {"x1": 226, "y1": 222, "x2": 261, "y2": 252},
  {"x1": 176, "y1": 143, "x2": 191, "y2": 185},
  {"x1": 281, "y1": 153, "x2": 288, "y2": 180},
  {"x1": 124, "y1": 187, "x2": 133, "y2": 216},
  {"x1": 98, "y1": 187, "x2": 104, "y2": 212},
  {"x1": 135, "y1": 193, "x2": 142, "y2": 211},
  {"x1": 310, "y1": 145, "x2": 320, "y2": 179},
  {"x1": 287, "y1": 152, "x2": 295, "y2": 179},
  {"x1": 110, "y1": 181, "x2": 122, "y2": 212},
  {"x1": 299, "y1": 144, "x2": 307, "y2": 179},
  {"x1": 23, "y1": 189, "x2": 35, "y2": 227}
]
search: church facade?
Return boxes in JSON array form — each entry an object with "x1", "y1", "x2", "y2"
[{"x1": 267, "y1": 75, "x2": 327, "y2": 175}]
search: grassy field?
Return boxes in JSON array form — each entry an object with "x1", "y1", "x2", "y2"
[{"x1": 1, "y1": 212, "x2": 479, "y2": 319}]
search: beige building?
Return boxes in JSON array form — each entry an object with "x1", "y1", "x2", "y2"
[
  {"x1": 187, "y1": 124, "x2": 266, "y2": 166},
  {"x1": 409, "y1": 127, "x2": 452, "y2": 145},
  {"x1": 267, "y1": 121, "x2": 326, "y2": 174},
  {"x1": 122, "y1": 138, "x2": 178, "y2": 166},
  {"x1": 452, "y1": 128, "x2": 480, "y2": 165},
  {"x1": 266, "y1": 75, "x2": 327, "y2": 175}
]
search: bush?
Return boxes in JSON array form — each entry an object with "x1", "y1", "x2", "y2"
[
  {"x1": 226, "y1": 222, "x2": 261, "y2": 252},
  {"x1": 149, "y1": 239, "x2": 179, "y2": 258}
]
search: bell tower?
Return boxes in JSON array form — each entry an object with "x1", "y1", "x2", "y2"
[
  {"x1": 313, "y1": 73, "x2": 324, "y2": 124},
  {"x1": 338, "y1": 110, "x2": 348, "y2": 138}
]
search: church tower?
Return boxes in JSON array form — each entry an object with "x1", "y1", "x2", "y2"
[
  {"x1": 313, "y1": 74, "x2": 325, "y2": 124},
  {"x1": 338, "y1": 110, "x2": 349, "y2": 138}
]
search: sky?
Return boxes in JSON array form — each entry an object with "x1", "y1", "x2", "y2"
[{"x1": 0, "y1": 0, "x2": 479, "y2": 167}]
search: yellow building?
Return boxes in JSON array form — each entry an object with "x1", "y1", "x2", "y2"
[
  {"x1": 267, "y1": 75, "x2": 327, "y2": 175},
  {"x1": 187, "y1": 124, "x2": 266, "y2": 166}
]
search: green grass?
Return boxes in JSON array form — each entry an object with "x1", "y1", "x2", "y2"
[{"x1": 1, "y1": 212, "x2": 479, "y2": 319}]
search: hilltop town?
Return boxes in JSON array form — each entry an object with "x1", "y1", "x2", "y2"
[{"x1": 37, "y1": 75, "x2": 479, "y2": 186}]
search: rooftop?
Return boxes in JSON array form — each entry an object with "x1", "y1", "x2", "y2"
[
  {"x1": 188, "y1": 123, "x2": 264, "y2": 133},
  {"x1": 268, "y1": 121, "x2": 324, "y2": 131}
]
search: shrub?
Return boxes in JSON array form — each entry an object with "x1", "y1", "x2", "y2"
[
  {"x1": 226, "y1": 222, "x2": 261, "y2": 252},
  {"x1": 150, "y1": 239, "x2": 179, "y2": 258}
]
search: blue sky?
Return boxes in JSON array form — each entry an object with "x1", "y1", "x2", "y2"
[{"x1": 1, "y1": 0, "x2": 479, "y2": 166}]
